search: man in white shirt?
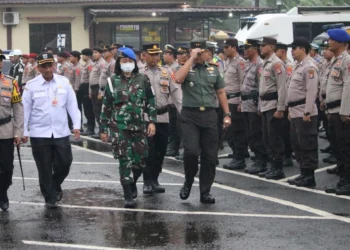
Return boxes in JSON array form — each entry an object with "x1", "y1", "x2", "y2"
[{"x1": 22, "y1": 53, "x2": 81, "y2": 209}]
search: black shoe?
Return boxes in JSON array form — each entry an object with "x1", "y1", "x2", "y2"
[
  {"x1": 287, "y1": 174, "x2": 304, "y2": 185},
  {"x1": 151, "y1": 180, "x2": 165, "y2": 193},
  {"x1": 265, "y1": 168, "x2": 285, "y2": 180},
  {"x1": 81, "y1": 130, "x2": 94, "y2": 136},
  {"x1": 91, "y1": 134, "x2": 100, "y2": 139},
  {"x1": 259, "y1": 168, "x2": 271, "y2": 178},
  {"x1": 327, "y1": 165, "x2": 339, "y2": 175},
  {"x1": 131, "y1": 183, "x2": 138, "y2": 199},
  {"x1": 248, "y1": 160, "x2": 267, "y2": 175},
  {"x1": 224, "y1": 159, "x2": 246, "y2": 170},
  {"x1": 45, "y1": 202, "x2": 58, "y2": 209},
  {"x1": 323, "y1": 155, "x2": 337, "y2": 164},
  {"x1": 56, "y1": 192, "x2": 63, "y2": 202},
  {"x1": 325, "y1": 185, "x2": 337, "y2": 193},
  {"x1": 294, "y1": 173, "x2": 316, "y2": 187},
  {"x1": 0, "y1": 201, "x2": 9, "y2": 211},
  {"x1": 336, "y1": 184, "x2": 350, "y2": 196},
  {"x1": 283, "y1": 157, "x2": 294, "y2": 167},
  {"x1": 320, "y1": 145, "x2": 332, "y2": 154},
  {"x1": 143, "y1": 180, "x2": 153, "y2": 195},
  {"x1": 222, "y1": 159, "x2": 236, "y2": 169},
  {"x1": 200, "y1": 193, "x2": 215, "y2": 204},
  {"x1": 180, "y1": 182, "x2": 192, "y2": 200},
  {"x1": 122, "y1": 184, "x2": 136, "y2": 208}
]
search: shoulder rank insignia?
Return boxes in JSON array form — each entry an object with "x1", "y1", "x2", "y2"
[{"x1": 308, "y1": 69, "x2": 315, "y2": 79}]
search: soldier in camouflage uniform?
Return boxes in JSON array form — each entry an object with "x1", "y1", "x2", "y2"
[{"x1": 100, "y1": 47, "x2": 156, "y2": 208}]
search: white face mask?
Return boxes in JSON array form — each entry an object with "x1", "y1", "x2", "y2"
[{"x1": 120, "y1": 62, "x2": 135, "y2": 73}]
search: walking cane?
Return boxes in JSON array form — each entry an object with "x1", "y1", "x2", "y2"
[{"x1": 16, "y1": 145, "x2": 25, "y2": 190}]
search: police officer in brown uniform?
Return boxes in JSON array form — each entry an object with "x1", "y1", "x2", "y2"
[
  {"x1": 89, "y1": 47, "x2": 106, "y2": 129},
  {"x1": 222, "y1": 38, "x2": 248, "y2": 170},
  {"x1": 80, "y1": 49, "x2": 96, "y2": 135},
  {"x1": 275, "y1": 42, "x2": 294, "y2": 167},
  {"x1": 57, "y1": 52, "x2": 73, "y2": 81},
  {"x1": 99, "y1": 45, "x2": 116, "y2": 98},
  {"x1": 240, "y1": 39, "x2": 269, "y2": 175},
  {"x1": 22, "y1": 54, "x2": 36, "y2": 94},
  {"x1": 70, "y1": 51, "x2": 84, "y2": 129},
  {"x1": 285, "y1": 38, "x2": 319, "y2": 187},
  {"x1": 140, "y1": 43, "x2": 182, "y2": 194},
  {"x1": 175, "y1": 39, "x2": 231, "y2": 203},
  {"x1": 258, "y1": 37, "x2": 287, "y2": 180},
  {"x1": 323, "y1": 29, "x2": 350, "y2": 195},
  {"x1": 0, "y1": 53, "x2": 23, "y2": 211}
]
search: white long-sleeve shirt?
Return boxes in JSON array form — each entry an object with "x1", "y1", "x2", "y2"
[{"x1": 23, "y1": 74, "x2": 81, "y2": 138}]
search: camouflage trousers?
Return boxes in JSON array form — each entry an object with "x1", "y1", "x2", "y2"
[{"x1": 112, "y1": 130, "x2": 148, "y2": 184}]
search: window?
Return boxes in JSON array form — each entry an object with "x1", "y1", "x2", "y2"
[
  {"x1": 176, "y1": 20, "x2": 208, "y2": 41},
  {"x1": 114, "y1": 24, "x2": 140, "y2": 49},
  {"x1": 29, "y1": 23, "x2": 72, "y2": 54}
]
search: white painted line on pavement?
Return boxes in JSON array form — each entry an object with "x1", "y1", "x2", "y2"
[
  {"x1": 22, "y1": 240, "x2": 134, "y2": 250},
  {"x1": 74, "y1": 145, "x2": 350, "y2": 224},
  {"x1": 279, "y1": 165, "x2": 337, "y2": 182},
  {"x1": 78, "y1": 134, "x2": 108, "y2": 144},
  {"x1": 14, "y1": 159, "x2": 118, "y2": 165},
  {"x1": 12, "y1": 201, "x2": 330, "y2": 220},
  {"x1": 215, "y1": 167, "x2": 350, "y2": 201},
  {"x1": 72, "y1": 145, "x2": 113, "y2": 158},
  {"x1": 12, "y1": 177, "x2": 198, "y2": 186}
]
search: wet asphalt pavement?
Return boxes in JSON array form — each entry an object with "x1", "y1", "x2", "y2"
[{"x1": 1, "y1": 131, "x2": 350, "y2": 250}]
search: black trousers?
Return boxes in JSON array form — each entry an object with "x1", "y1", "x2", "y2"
[
  {"x1": 216, "y1": 108, "x2": 224, "y2": 149},
  {"x1": 0, "y1": 139, "x2": 14, "y2": 201},
  {"x1": 90, "y1": 85, "x2": 102, "y2": 126},
  {"x1": 328, "y1": 113, "x2": 350, "y2": 170},
  {"x1": 181, "y1": 108, "x2": 218, "y2": 194},
  {"x1": 76, "y1": 86, "x2": 84, "y2": 128},
  {"x1": 243, "y1": 112, "x2": 268, "y2": 160},
  {"x1": 31, "y1": 136, "x2": 73, "y2": 204},
  {"x1": 283, "y1": 109, "x2": 293, "y2": 158},
  {"x1": 81, "y1": 83, "x2": 95, "y2": 132},
  {"x1": 262, "y1": 109, "x2": 285, "y2": 166},
  {"x1": 290, "y1": 116, "x2": 318, "y2": 170},
  {"x1": 227, "y1": 104, "x2": 248, "y2": 159},
  {"x1": 144, "y1": 123, "x2": 169, "y2": 180},
  {"x1": 168, "y1": 105, "x2": 181, "y2": 149}
]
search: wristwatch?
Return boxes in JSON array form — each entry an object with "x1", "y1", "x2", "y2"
[
  {"x1": 304, "y1": 112, "x2": 310, "y2": 116},
  {"x1": 224, "y1": 112, "x2": 231, "y2": 117}
]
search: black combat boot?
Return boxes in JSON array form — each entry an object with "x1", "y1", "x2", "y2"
[
  {"x1": 180, "y1": 181, "x2": 192, "y2": 200},
  {"x1": 265, "y1": 162, "x2": 285, "y2": 180},
  {"x1": 294, "y1": 169, "x2": 316, "y2": 187},
  {"x1": 122, "y1": 184, "x2": 136, "y2": 208},
  {"x1": 224, "y1": 158, "x2": 246, "y2": 170},
  {"x1": 0, "y1": 192, "x2": 9, "y2": 212},
  {"x1": 200, "y1": 193, "x2": 215, "y2": 204},
  {"x1": 131, "y1": 169, "x2": 142, "y2": 199},
  {"x1": 151, "y1": 172, "x2": 165, "y2": 193},
  {"x1": 248, "y1": 159, "x2": 267, "y2": 175},
  {"x1": 287, "y1": 169, "x2": 304, "y2": 185},
  {"x1": 222, "y1": 158, "x2": 237, "y2": 170},
  {"x1": 336, "y1": 167, "x2": 350, "y2": 196}
]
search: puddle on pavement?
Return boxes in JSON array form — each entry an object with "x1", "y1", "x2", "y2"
[{"x1": 71, "y1": 137, "x2": 112, "y2": 153}]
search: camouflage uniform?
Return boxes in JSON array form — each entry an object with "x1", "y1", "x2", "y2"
[{"x1": 100, "y1": 73, "x2": 156, "y2": 184}]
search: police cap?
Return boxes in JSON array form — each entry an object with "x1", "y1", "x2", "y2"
[
  {"x1": 190, "y1": 38, "x2": 206, "y2": 51},
  {"x1": 143, "y1": 43, "x2": 162, "y2": 54},
  {"x1": 37, "y1": 53, "x2": 55, "y2": 65}
]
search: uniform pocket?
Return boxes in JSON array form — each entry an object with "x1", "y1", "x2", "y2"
[{"x1": 207, "y1": 75, "x2": 217, "y2": 83}]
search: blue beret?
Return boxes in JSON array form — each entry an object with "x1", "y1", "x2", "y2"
[
  {"x1": 327, "y1": 28, "x2": 350, "y2": 43},
  {"x1": 118, "y1": 47, "x2": 136, "y2": 61}
]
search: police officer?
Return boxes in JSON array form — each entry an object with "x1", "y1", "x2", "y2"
[
  {"x1": 323, "y1": 29, "x2": 350, "y2": 195},
  {"x1": 9, "y1": 49, "x2": 24, "y2": 93},
  {"x1": 285, "y1": 37, "x2": 319, "y2": 187},
  {"x1": 100, "y1": 47, "x2": 156, "y2": 208},
  {"x1": 240, "y1": 39, "x2": 269, "y2": 175},
  {"x1": 310, "y1": 43, "x2": 323, "y2": 66},
  {"x1": 89, "y1": 47, "x2": 106, "y2": 134},
  {"x1": 22, "y1": 53, "x2": 81, "y2": 209},
  {"x1": 163, "y1": 44, "x2": 181, "y2": 157},
  {"x1": 258, "y1": 37, "x2": 287, "y2": 180},
  {"x1": 80, "y1": 49, "x2": 96, "y2": 136},
  {"x1": 140, "y1": 43, "x2": 182, "y2": 194},
  {"x1": 57, "y1": 52, "x2": 73, "y2": 81},
  {"x1": 22, "y1": 54, "x2": 36, "y2": 94},
  {"x1": 28, "y1": 53, "x2": 40, "y2": 76},
  {"x1": 0, "y1": 53, "x2": 23, "y2": 211},
  {"x1": 70, "y1": 51, "x2": 84, "y2": 130},
  {"x1": 222, "y1": 38, "x2": 248, "y2": 170},
  {"x1": 175, "y1": 38, "x2": 231, "y2": 204},
  {"x1": 275, "y1": 42, "x2": 294, "y2": 167},
  {"x1": 99, "y1": 45, "x2": 116, "y2": 98}
]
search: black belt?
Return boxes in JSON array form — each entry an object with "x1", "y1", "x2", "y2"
[
  {"x1": 288, "y1": 98, "x2": 306, "y2": 107},
  {"x1": 325, "y1": 100, "x2": 341, "y2": 110},
  {"x1": 260, "y1": 92, "x2": 278, "y2": 101},
  {"x1": 0, "y1": 116, "x2": 11, "y2": 126},
  {"x1": 157, "y1": 106, "x2": 168, "y2": 115},
  {"x1": 321, "y1": 94, "x2": 326, "y2": 99},
  {"x1": 226, "y1": 92, "x2": 241, "y2": 99},
  {"x1": 241, "y1": 91, "x2": 258, "y2": 101}
]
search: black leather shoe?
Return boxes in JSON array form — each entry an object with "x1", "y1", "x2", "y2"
[
  {"x1": 248, "y1": 161, "x2": 267, "y2": 175},
  {"x1": 336, "y1": 184, "x2": 350, "y2": 196},
  {"x1": 320, "y1": 145, "x2": 332, "y2": 154},
  {"x1": 56, "y1": 192, "x2": 63, "y2": 202},
  {"x1": 143, "y1": 180, "x2": 153, "y2": 195},
  {"x1": 265, "y1": 169, "x2": 285, "y2": 180},
  {"x1": 222, "y1": 159, "x2": 236, "y2": 169},
  {"x1": 294, "y1": 174, "x2": 316, "y2": 187},
  {"x1": 81, "y1": 130, "x2": 94, "y2": 136},
  {"x1": 200, "y1": 193, "x2": 215, "y2": 204},
  {"x1": 151, "y1": 180, "x2": 165, "y2": 193},
  {"x1": 0, "y1": 201, "x2": 9, "y2": 211},
  {"x1": 180, "y1": 182, "x2": 192, "y2": 200},
  {"x1": 283, "y1": 157, "x2": 294, "y2": 167},
  {"x1": 287, "y1": 175, "x2": 303, "y2": 185},
  {"x1": 323, "y1": 155, "x2": 337, "y2": 164},
  {"x1": 45, "y1": 202, "x2": 58, "y2": 209},
  {"x1": 259, "y1": 168, "x2": 271, "y2": 178},
  {"x1": 224, "y1": 159, "x2": 246, "y2": 170},
  {"x1": 327, "y1": 165, "x2": 339, "y2": 175}
]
